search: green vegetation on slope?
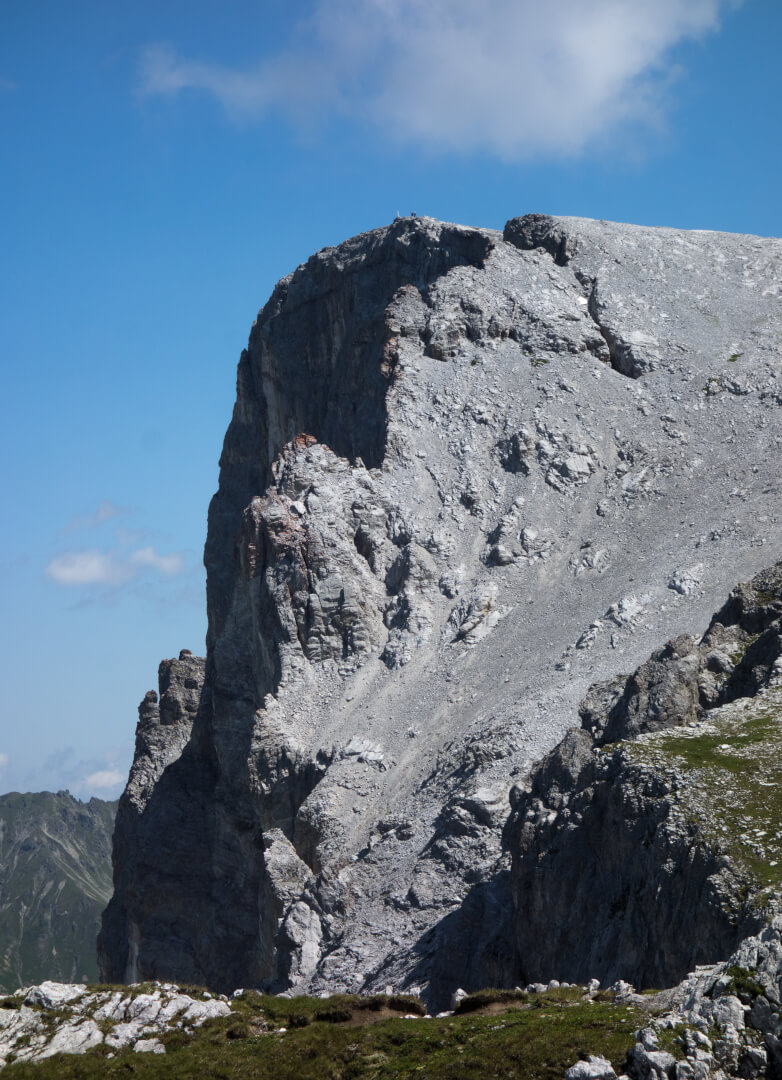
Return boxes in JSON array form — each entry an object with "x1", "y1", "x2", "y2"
[
  {"x1": 0, "y1": 791, "x2": 117, "y2": 992},
  {"x1": 625, "y1": 687, "x2": 782, "y2": 889},
  {"x1": 3, "y1": 989, "x2": 648, "y2": 1080}
]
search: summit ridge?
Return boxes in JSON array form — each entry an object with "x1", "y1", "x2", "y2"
[{"x1": 99, "y1": 213, "x2": 782, "y2": 1012}]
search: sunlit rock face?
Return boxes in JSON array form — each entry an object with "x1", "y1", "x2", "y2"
[
  {"x1": 508, "y1": 562, "x2": 782, "y2": 991},
  {"x1": 99, "y1": 213, "x2": 782, "y2": 1010}
]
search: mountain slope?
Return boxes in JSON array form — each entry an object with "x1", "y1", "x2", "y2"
[
  {"x1": 99, "y1": 213, "x2": 782, "y2": 1009},
  {"x1": 0, "y1": 791, "x2": 116, "y2": 992},
  {"x1": 508, "y1": 560, "x2": 782, "y2": 990}
]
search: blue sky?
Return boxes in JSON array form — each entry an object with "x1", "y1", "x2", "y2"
[{"x1": 1, "y1": 0, "x2": 780, "y2": 800}]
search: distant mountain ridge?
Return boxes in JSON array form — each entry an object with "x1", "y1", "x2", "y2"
[{"x1": 0, "y1": 790, "x2": 116, "y2": 992}]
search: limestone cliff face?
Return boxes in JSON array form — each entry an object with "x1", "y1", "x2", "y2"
[
  {"x1": 97, "y1": 652, "x2": 210, "y2": 985},
  {"x1": 101, "y1": 214, "x2": 782, "y2": 1008},
  {"x1": 508, "y1": 563, "x2": 782, "y2": 990}
]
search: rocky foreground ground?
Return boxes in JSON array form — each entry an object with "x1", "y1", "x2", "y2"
[{"x1": 3, "y1": 910, "x2": 782, "y2": 1078}]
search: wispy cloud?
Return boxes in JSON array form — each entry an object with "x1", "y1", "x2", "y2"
[
  {"x1": 64, "y1": 500, "x2": 127, "y2": 534},
  {"x1": 130, "y1": 546, "x2": 184, "y2": 575},
  {"x1": 79, "y1": 768, "x2": 125, "y2": 791},
  {"x1": 30, "y1": 745, "x2": 132, "y2": 800},
  {"x1": 45, "y1": 546, "x2": 184, "y2": 587},
  {"x1": 0, "y1": 753, "x2": 8, "y2": 770},
  {"x1": 138, "y1": 0, "x2": 740, "y2": 158}
]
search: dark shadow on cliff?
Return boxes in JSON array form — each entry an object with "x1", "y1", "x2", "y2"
[
  {"x1": 206, "y1": 217, "x2": 496, "y2": 648},
  {"x1": 388, "y1": 870, "x2": 519, "y2": 1014},
  {"x1": 98, "y1": 719, "x2": 272, "y2": 994}
]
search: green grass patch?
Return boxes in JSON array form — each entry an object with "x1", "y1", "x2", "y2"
[
  {"x1": 233, "y1": 991, "x2": 425, "y2": 1027},
  {"x1": 2, "y1": 995, "x2": 647, "y2": 1080},
  {"x1": 724, "y1": 966, "x2": 765, "y2": 1003},
  {"x1": 455, "y1": 987, "x2": 584, "y2": 1014},
  {"x1": 655, "y1": 1024, "x2": 688, "y2": 1061},
  {"x1": 624, "y1": 691, "x2": 782, "y2": 889}
]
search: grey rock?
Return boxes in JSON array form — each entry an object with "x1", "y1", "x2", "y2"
[
  {"x1": 637, "y1": 1027, "x2": 660, "y2": 1051},
  {"x1": 628, "y1": 1044, "x2": 677, "y2": 1080},
  {"x1": 566, "y1": 1055, "x2": 618, "y2": 1080},
  {"x1": 99, "y1": 213, "x2": 782, "y2": 1010},
  {"x1": 34, "y1": 1019, "x2": 103, "y2": 1060},
  {"x1": 134, "y1": 1038, "x2": 166, "y2": 1054},
  {"x1": 24, "y1": 982, "x2": 87, "y2": 1009},
  {"x1": 0, "y1": 981, "x2": 233, "y2": 1065},
  {"x1": 701, "y1": 996, "x2": 745, "y2": 1031},
  {"x1": 508, "y1": 562, "x2": 782, "y2": 991}
]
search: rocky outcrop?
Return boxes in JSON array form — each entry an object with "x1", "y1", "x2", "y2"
[
  {"x1": 508, "y1": 562, "x2": 782, "y2": 990},
  {"x1": 0, "y1": 980, "x2": 231, "y2": 1066},
  {"x1": 97, "y1": 651, "x2": 211, "y2": 986},
  {"x1": 0, "y1": 791, "x2": 116, "y2": 993},
  {"x1": 578, "y1": 912, "x2": 782, "y2": 1080},
  {"x1": 7, "y1": 922, "x2": 782, "y2": 1076},
  {"x1": 101, "y1": 213, "x2": 782, "y2": 1009}
]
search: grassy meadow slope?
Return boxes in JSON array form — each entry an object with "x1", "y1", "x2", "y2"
[{"x1": 0, "y1": 792, "x2": 116, "y2": 992}]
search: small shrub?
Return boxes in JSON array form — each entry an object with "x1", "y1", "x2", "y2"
[
  {"x1": 724, "y1": 965, "x2": 765, "y2": 1002},
  {"x1": 356, "y1": 995, "x2": 425, "y2": 1015},
  {"x1": 312, "y1": 1007, "x2": 352, "y2": 1024},
  {"x1": 455, "y1": 988, "x2": 529, "y2": 1013},
  {"x1": 225, "y1": 1022, "x2": 251, "y2": 1040}
]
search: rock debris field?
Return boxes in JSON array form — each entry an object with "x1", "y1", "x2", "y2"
[{"x1": 82, "y1": 212, "x2": 782, "y2": 1075}]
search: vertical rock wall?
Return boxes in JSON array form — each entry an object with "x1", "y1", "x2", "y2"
[{"x1": 101, "y1": 214, "x2": 782, "y2": 1006}]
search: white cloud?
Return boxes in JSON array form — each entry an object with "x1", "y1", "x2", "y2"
[
  {"x1": 0, "y1": 753, "x2": 8, "y2": 769},
  {"x1": 65, "y1": 500, "x2": 125, "y2": 533},
  {"x1": 130, "y1": 546, "x2": 184, "y2": 576},
  {"x1": 45, "y1": 546, "x2": 184, "y2": 587},
  {"x1": 45, "y1": 550, "x2": 123, "y2": 586},
  {"x1": 80, "y1": 769, "x2": 125, "y2": 791},
  {"x1": 139, "y1": 0, "x2": 740, "y2": 158}
]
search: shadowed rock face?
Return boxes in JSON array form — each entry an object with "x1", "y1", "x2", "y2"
[
  {"x1": 101, "y1": 213, "x2": 782, "y2": 1009},
  {"x1": 508, "y1": 563, "x2": 782, "y2": 990},
  {"x1": 205, "y1": 218, "x2": 496, "y2": 655}
]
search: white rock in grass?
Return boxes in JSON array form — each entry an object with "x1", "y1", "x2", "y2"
[{"x1": 134, "y1": 1038, "x2": 166, "y2": 1054}]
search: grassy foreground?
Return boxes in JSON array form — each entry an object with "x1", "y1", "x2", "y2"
[{"x1": 4, "y1": 987, "x2": 648, "y2": 1080}]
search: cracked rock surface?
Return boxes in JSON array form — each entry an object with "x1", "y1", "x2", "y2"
[
  {"x1": 99, "y1": 213, "x2": 782, "y2": 1011},
  {"x1": 0, "y1": 981, "x2": 230, "y2": 1067},
  {"x1": 508, "y1": 562, "x2": 782, "y2": 992}
]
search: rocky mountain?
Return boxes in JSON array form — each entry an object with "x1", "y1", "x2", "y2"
[
  {"x1": 0, "y1": 791, "x2": 116, "y2": 992},
  {"x1": 99, "y1": 213, "x2": 782, "y2": 1012},
  {"x1": 509, "y1": 560, "x2": 782, "y2": 992},
  {"x1": 6, "y1": 911, "x2": 782, "y2": 1076}
]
